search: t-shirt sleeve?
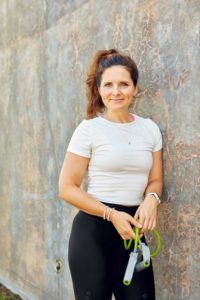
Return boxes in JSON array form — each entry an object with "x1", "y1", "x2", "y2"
[
  {"x1": 148, "y1": 119, "x2": 163, "y2": 152},
  {"x1": 67, "y1": 120, "x2": 92, "y2": 158}
]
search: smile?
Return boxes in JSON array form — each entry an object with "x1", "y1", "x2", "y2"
[{"x1": 110, "y1": 99, "x2": 124, "y2": 101}]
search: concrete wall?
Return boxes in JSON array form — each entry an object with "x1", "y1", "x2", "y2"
[{"x1": 0, "y1": 0, "x2": 199, "y2": 299}]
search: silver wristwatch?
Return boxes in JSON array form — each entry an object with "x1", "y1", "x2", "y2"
[{"x1": 146, "y1": 192, "x2": 161, "y2": 204}]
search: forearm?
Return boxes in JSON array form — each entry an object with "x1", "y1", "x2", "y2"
[
  {"x1": 144, "y1": 180, "x2": 163, "y2": 198},
  {"x1": 59, "y1": 185, "x2": 108, "y2": 218}
]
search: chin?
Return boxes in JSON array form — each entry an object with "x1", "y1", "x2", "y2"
[{"x1": 109, "y1": 106, "x2": 129, "y2": 112}]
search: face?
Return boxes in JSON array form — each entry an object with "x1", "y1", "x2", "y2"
[{"x1": 98, "y1": 65, "x2": 138, "y2": 113}]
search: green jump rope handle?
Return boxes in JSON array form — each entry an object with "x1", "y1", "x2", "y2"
[
  {"x1": 124, "y1": 227, "x2": 161, "y2": 257},
  {"x1": 150, "y1": 229, "x2": 161, "y2": 257},
  {"x1": 124, "y1": 226, "x2": 140, "y2": 250}
]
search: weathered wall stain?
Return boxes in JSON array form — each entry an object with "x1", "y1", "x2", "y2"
[{"x1": 0, "y1": 0, "x2": 199, "y2": 299}]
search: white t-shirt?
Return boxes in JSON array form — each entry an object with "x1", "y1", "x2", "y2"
[{"x1": 67, "y1": 114, "x2": 162, "y2": 206}]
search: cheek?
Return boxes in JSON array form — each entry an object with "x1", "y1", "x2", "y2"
[
  {"x1": 124, "y1": 89, "x2": 135, "y2": 98},
  {"x1": 99, "y1": 89, "x2": 111, "y2": 99}
]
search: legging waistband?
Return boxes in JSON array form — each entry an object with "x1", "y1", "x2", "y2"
[
  {"x1": 78, "y1": 202, "x2": 139, "y2": 223},
  {"x1": 100, "y1": 201, "x2": 139, "y2": 216}
]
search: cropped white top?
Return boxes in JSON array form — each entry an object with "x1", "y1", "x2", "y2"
[{"x1": 67, "y1": 114, "x2": 162, "y2": 206}]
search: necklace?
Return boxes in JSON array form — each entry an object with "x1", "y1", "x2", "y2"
[
  {"x1": 101, "y1": 113, "x2": 135, "y2": 145},
  {"x1": 103, "y1": 113, "x2": 135, "y2": 123}
]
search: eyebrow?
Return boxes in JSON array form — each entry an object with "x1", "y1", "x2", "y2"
[{"x1": 103, "y1": 81, "x2": 130, "y2": 84}]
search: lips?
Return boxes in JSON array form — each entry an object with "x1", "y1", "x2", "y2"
[{"x1": 110, "y1": 99, "x2": 124, "y2": 101}]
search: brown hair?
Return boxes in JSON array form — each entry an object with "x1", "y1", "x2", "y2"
[{"x1": 85, "y1": 49, "x2": 139, "y2": 119}]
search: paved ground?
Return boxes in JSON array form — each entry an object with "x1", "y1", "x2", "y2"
[{"x1": 0, "y1": 283, "x2": 23, "y2": 300}]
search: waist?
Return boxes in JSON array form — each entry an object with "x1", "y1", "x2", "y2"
[
  {"x1": 78, "y1": 202, "x2": 139, "y2": 223},
  {"x1": 87, "y1": 190, "x2": 143, "y2": 206},
  {"x1": 100, "y1": 201, "x2": 139, "y2": 216}
]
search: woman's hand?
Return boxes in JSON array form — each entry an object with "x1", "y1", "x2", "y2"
[
  {"x1": 110, "y1": 210, "x2": 142, "y2": 240},
  {"x1": 133, "y1": 195, "x2": 158, "y2": 236}
]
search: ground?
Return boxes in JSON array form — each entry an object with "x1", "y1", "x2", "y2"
[{"x1": 0, "y1": 284, "x2": 23, "y2": 300}]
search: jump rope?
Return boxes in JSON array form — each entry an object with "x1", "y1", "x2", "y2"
[{"x1": 123, "y1": 226, "x2": 161, "y2": 286}]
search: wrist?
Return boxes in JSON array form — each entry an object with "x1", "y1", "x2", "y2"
[
  {"x1": 109, "y1": 209, "x2": 118, "y2": 222},
  {"x1": 103, "y1": 206, "x2": 116, "y2": 221},
  {"x1": 145, "y1": 192, "x2": 161, "y2": 205}
]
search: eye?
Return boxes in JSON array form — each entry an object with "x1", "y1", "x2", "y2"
[
  {"x1": 104, "y1": 82, "x2": 112, "y2": 87},
  {"x1": 121, "y1": 82, "x2": 129, "y2": 86}
]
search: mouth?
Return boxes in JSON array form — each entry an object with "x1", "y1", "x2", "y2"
[{"x1": 110, "y1": 99, "x2": 124, "y2": 101}]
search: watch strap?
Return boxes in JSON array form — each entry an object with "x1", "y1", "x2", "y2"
[{"x1": 146, "y1": 192, "x2": 161, "y2": 204}]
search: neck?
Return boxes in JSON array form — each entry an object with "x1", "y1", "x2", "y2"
[{"x1": 103, "y1": 110, "x2": 134, "y2": 123}]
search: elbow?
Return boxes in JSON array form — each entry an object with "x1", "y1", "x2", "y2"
[
  {"x1": 59, "y1": 187, "x2": 68, "y2": 200},
  {"x1": 58, "y1": 182, "x2": 69, "y2": 201},
  {"x1": 59, "y1": 190, "x2": 71, "y2": 204},
  {"x1": 58, "y1": 189, "x2": 66, "y2": 202},
  {"x1": 58, "y1": 190, "x2": 66, "y2": 201},
  {"x1": 58, "y1": 174, "x2": 68, "y2": 200},
  {"x1": 58, "y1": 182, "x2": 76, "y2": 203}
]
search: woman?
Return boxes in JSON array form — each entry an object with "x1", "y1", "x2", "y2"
[{"x1": 59, "y1": 49, "x2": 163, "y2": 300}]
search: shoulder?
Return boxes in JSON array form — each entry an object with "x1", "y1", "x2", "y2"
[
  {"x1": 74, "y1": 118, "x2": 95, "y2": 132},
  {"x1": 78, "y1": 117, "x2": 99, "y2": 127},
  {"x1": 135, "y1": 114, "x2": 161, "y2": 132},
  {"x1": 135, "y1": 114, "x2": 162, "y2": 140},
  {"x1": 67, "y1": 118, "x2": 96, "y2": 157},
  {"x1": 77, "y1": 117, "x2": 103, "y2": 131},
  {"x1": 134, "y1": 114, "x2": 162, "y2": 151},
  {"x1": 72, "y1": 117, "x2": 101, "y2": 139}
]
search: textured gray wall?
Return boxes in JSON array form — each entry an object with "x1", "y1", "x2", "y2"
[{"x1": 0, "y1": 0, "x2": 199, "y2": 299}]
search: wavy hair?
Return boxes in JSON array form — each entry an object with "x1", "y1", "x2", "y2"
[{"x1": 85, "y1": 49, "x2": 139, "y2": 119}]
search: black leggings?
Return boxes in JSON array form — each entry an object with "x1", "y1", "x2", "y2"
[{"x1": 68, "y1": 203, "x2": 155, "y2": 300}]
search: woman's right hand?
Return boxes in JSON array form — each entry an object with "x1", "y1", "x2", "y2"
[{"x1": 110, "y1": 210, "x2": 142, "y2": 240}]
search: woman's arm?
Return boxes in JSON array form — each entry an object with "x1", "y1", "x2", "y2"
[
  {"x1": 59, "y1": 152, "x2": 108, "y2": 217},
  {"x1": 133, "y1": 149, "x2": 163, "y2": 234},
  {"x1": 144, "y1": 149, "x2": 163, "y2": 198},
  {"x1": 59, "y1": 151, "x2": 141, "y2": 240}
]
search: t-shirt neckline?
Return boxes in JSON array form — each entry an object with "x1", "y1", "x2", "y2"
[{"x1": 98, "y1": 114, "x2": 136, "y2": 126}]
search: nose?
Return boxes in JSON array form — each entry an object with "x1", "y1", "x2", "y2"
[{"x1": 112, "y1": 85, "x2": 121, "y2": 95}]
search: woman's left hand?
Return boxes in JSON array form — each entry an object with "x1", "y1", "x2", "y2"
[{"x1": 133, "y1": 194, "x2": 158, "y2": 236}]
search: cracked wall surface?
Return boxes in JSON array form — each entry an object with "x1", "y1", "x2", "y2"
[{"x1": 0, "y1": 0, "x2": 199, "y2": 299}]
